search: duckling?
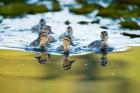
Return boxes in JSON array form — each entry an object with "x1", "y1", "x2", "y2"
[
  {"x1": 30, "y1": 25, "x2": 55, "y2": 47},
  {"x1": 39, "y1": 26, "x2": 53, "y2": 48},
  {"x1": 59, "y1": 26, "x2": 75, "y2": 46},
  {"x1": 100, "y1": 31, "x2": 108, "y2": 47},
  {"x1": 88, "y1": 31, "x2": 108, "y2": 50},
  {"x1": 31, "y1": 18, "x2": 53, "y2": 34}
]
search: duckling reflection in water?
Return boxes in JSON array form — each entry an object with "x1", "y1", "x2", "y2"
[
  {"x1": 100, "y1": 45, "x2": 108, "y2": 66},
  {"x1": 35, "y1": 51, "x2": 51, "y2": 64},
  {"x1": 100, "y1": 54, "x2": 108, "y2": 66},
  {"x1": 62, "y1": 52, "x2": 76, "y2": 70},
  {"x1": 35, "y1": 26, "x2": 52, "y2": 64}
]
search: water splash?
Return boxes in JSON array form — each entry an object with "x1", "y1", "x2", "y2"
[{"x1": 0, "y1": 8, "x2": 140, "y2": 55}]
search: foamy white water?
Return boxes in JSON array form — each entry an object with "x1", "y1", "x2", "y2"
[{"x1": 0, "y1": 8, "x2": 140, "y2": 55}]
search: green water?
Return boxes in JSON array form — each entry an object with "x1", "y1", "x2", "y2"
[
  {"x1": 0, "y1": 76, "x2": 131, "y2": 93},
  {"x1": 0, "y1": 48, "x2": 140, "y2": 93}
]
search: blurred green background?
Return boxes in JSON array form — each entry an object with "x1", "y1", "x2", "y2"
[{"x1": 1, "y1": 0, "x2": 140, "y2": 29}]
